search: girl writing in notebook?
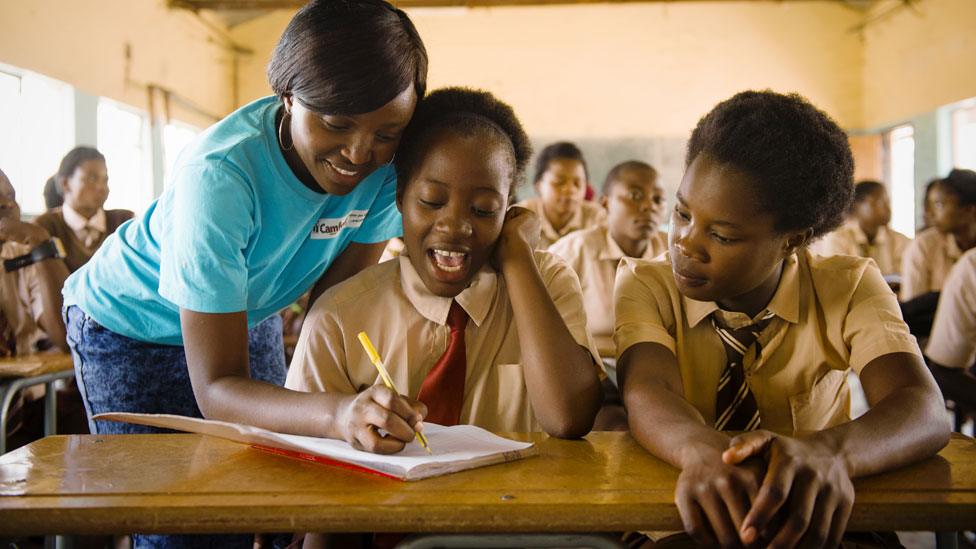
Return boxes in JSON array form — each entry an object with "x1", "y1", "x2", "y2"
[
  {"x1": 286, "y1": 87, "x2": 603, "y2": 452},
  {"x1": 615, "y1": 91, "x2": 948, "y2": 548}
]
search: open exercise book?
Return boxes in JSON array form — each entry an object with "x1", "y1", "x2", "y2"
[{"x1": 93, "y1": 412, "x2": 537, "y2": 481}]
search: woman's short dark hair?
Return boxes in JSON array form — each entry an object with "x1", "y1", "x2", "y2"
[
  {"x1": 393, "y1": 87, "x2": 532, "y2": 196},
  {"x1": 532, "y1": 141, "x2": 588, "y2": 185},
  {"x1": 57, "y1": 146, "x2": 105, "y2": 181},
  {"x1": 267, "y1": 0, "x2": 428, "y2": 115},
  {"x1": 686, "y1": 90, "x2": 854, "y2": 238},
  {"x1": 938, "y1": 168, "x2": 976, "y2": 206}
]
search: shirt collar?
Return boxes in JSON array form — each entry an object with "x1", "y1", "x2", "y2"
[
  {"x1": 538, "y1": 202, "x2": 585, "y2": 242},
  {"x1": 398, "y1": 253, "x2": 497, "y2": 328},
  {"x1": 598, "y1": 224, "x2": 663, "y2": 262},
  {"x1": 682, "y1": 253, "x2": 801, "y2": 328},
  {"x1": 946, "y1": 232, "x2": 963, "y2": 260},
  {"x1": 62, "y1": 204, "x2": 107, "y2": 234},
  {"x1": 845, "y1": 219, "x2": 888, "y2": 247}
]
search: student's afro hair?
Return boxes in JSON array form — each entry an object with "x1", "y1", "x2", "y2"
[
  {"x1": 686, "y1": 90, "x2": 854, "y2": 239},
  {"x1": 937, "y1": 168, "x2": 976, "y2": 206},
  {"x1": 394, "y1": 87, "x2": 532, "y2": 195},
  {"x1": 533, "y1": 141, "x2": 588, "y2": 185}
]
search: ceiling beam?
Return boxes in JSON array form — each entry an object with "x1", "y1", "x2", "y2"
[{"x1": 171, "y1": 0, "x2": 824, "y2": 10}]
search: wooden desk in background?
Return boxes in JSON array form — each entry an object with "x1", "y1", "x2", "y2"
[
  {"x1": 0, "y1": 352, "x2": 75, "y2": 454},
  {"x1": 0, "y1": 432, "x2": 974, "y2": 540}
]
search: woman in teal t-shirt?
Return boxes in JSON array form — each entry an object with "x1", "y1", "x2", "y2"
[{"x1": 63, "y1": 0, "x2": 428, "y2": 507}]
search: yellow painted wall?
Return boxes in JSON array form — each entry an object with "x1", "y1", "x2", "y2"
[
  {"x1": 232, "y1": 2, "x2": 865, "y2": 138},
  {"x1": 862, "y1": 0, "x2": 976, "y2": 129},
  {"x1": 0, "y1": 0, "x2": 236, "y2": 127}
]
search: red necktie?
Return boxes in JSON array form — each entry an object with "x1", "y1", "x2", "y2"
[{"x1": 417, "y1": 300, "x2": 469, "y2": 426}]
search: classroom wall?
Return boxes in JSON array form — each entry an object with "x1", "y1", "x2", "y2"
[
  {"x1": 862, "y1": 0, "x2": 976, "y2": 130},
  {"x1": 0, "y1": 0, "x2": 236, "y2": 128},
  {"x1": 231, "y1": 1, "x2": 864, "y2": 200},
  {"x1": 233, "y1": 2, "x2": 865, "y2": 137}
]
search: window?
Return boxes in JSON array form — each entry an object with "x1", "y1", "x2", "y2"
[
  {"x1": 952, "y1": 101, "x2": 976, "y2": 171},
  {"x1": 0, "y1": 68, "x2": 74, "y2": 216},
  {"x1": 162, "y1": 121, "x2": 200, "y2": 187},
  {"x1": 97, "y1": 99, "x2": 153, "y2": 214},
  {"x1": 884, "y1": 124, "x2": 916, "y2": 237}
]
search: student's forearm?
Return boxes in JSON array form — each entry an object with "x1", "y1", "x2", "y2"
[
  {"x1": 619, "y1": 344, "x2": 730, "y2": 468},
  {"x1": 807, "y1": 354, "x2": 950, "y2": 478},
  {"x1": 33, "y1": 258, "x2": 68, "y2": 351},
  {"x1": 502, "y1": 249, "x2": 601, "y2": 438}
]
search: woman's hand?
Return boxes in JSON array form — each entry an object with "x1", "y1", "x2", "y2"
[
  {"x1": 675, "y1": 453, "x2": 766, "y2": 548},
  {"x1": 491, "y1": 206, "x2": 540, "y2": 271},
  {"x1": 723, "y1": 431, "x2": 854, "y2": 549},
  {"x1": 334, "y1": 385, "x2": 428, "y2": 454}
]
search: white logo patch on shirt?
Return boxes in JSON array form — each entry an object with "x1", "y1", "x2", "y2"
[{"x1": 310, "y1": 210, "x2": 367, "y2": 240}]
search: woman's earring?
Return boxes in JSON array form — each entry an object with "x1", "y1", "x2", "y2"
[{"x1": 278, "y1": 111, "x2": 294, "y2": 152}]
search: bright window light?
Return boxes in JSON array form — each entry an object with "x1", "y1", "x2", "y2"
[
  {"x1": 952, "y1": 102, "x2": 976, "y2": 171},
  {"x1": 97, "y1": 99, "x2": 153, "y2": 214},
  {"x1": 885, "y1": 124, "x2": 916, "y2": 237},
  {"x1": 0, "y1": 68, "x2": 74, "y2": 216},
  {"x1": 163, "y1": 121, "x2": 200, "y2": 187}
]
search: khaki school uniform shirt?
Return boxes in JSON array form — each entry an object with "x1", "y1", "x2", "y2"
[
  {"x1": 286, "y1": 251, "x2": 603, "y2": 433},
  {"x1": 926, "y1": 248, "x2": 976, "y2": 369},
  {"x1": 900, "y1": 227, "x2": 963, "y2": 301},
  {"x1": 614, "y1": 250, "x2": 921, "y2": 433},
  {"x1": 814, "y1": 220, "x2": 911, "y2": 277},
  {"x1": 516, "y1": 197, "x2": 607, "y2": 249},
  {"x1": 0, "y1": 242, "x2": 49, "y2": 353},
  {"x1": 549, "y1": 224, "x2": 668, "y2": 358}
]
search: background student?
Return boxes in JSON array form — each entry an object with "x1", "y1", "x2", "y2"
[
  {"x1": 814, "y1": 180, "x2": 910, "y2": 281},
  {"x1": 549, "y1": 160, "x2": 666, "y2": 430},
  {"x1": 616, "y1": 91, "x2": 949, "y2": 549},
  {"x1": 0, "y1": 167, "x2": 70, "y2": 447},
  {"x1": 900, "y1": 168, "x2": 976, "y2": 301},
  {"x1": 517, "y1": 141, "x2": 606, "y2": 248},
  {"x1": 34, "y1": 146, "x2": 134, "y2": 273},
  {"x1": 286, "y1": 87, "x2": 603, "y2": 451}
]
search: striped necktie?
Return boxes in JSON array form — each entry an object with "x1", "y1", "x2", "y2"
[
  {"x1": 417, "y1": 300, "x2": 469, "y2": 426},
  {"x1": 710, "y1": 310, "x2": 775, "y2": 431}
]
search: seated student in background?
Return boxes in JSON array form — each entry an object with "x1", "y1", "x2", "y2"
[
  {"x1": 34, "y1": 147, "x2": 134, "y2": 273},
  {"x1": 287, "y1": 88, "x2": 603, "y2": 451},
  {"x1": 926, "y1": 248, "x2": 976, "y2": 372},
  {"x1": 549, "y1": 160, "x2": 666, "y2": 359},
  {"x1": 549, "y1": 160, "x2": 666, "y2": 431},
  {"x1": 0, "y1": 168, "x2": 70, "y2": 445},
  {"x1": 0, "y1": 168, "x2": 69, "y2": 354},
  {"x1": 900, "y1": 168, "x2": 976, "y2": 301},
  {"x1": 616, "y1": 91, "x2": 949, "y2": 549},
  {"x1": 815, "y1": 180, "x2": 910, "y2": 280},
  {"x1": 516, "y1": 141, "x2": 606, "y2": 248}
]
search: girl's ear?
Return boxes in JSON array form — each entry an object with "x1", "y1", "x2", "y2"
[
  {"x1": 599, "y1": 194, "x2": 608, "y2": 210},
  {"x1": 56, "y1": 175, "x2": 68, "y2": 195},
  {"x1": 784, "y1": 228, "x2": 814, "y2": 255}
]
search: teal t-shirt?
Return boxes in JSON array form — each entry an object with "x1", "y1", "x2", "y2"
[{"x1": 63, "y1": 96, "x2": 403, "y2": 345}]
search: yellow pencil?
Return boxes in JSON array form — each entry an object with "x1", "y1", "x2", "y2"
[{"x1": 357, "y1": 331, "x2": 433, "y2": 454}]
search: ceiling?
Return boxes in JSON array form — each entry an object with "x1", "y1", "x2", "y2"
[{"x1": 169, "y1": 0, "x2": 882, "y2": 28}]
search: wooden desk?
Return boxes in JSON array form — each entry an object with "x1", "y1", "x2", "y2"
[
  {"x1": 0, "y1": 352, "x2": 75, "y2": 454},
  {"x1": 0, "y1": 432, "x2": 974, "y2": 536}
]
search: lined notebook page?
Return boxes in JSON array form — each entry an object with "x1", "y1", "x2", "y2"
[{"x1": 93, "y1": 412, "x2": 535, "y2": 480}]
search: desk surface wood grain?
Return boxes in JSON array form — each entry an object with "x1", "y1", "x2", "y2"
[
  {"x1": 0, "y1": 432, "x2": 973, "y2": 535},
  {"x1": 0, "y1": 353, "x2": 74, "y2": 379}
]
